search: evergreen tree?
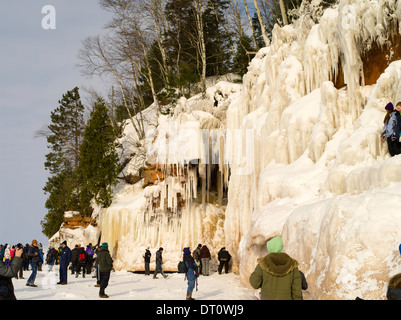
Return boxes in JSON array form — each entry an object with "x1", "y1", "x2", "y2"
[
  {"x1": 232, "y1": 35, "x2": 256, "y2": 76},
  {"x1": 41, "y1": 169, "x2": 78, "y2": 237},
  {"x1": 203, "y1": 0, "x2": 231, "y2": 77},
  {"x1": 41, "y1": 87, "x2": 85, "y2": 238},
  {"x1": 45, "y1": 87, "x2": 85, "y2": 173},
  {"x1": 165, "y1": 0, "x2": 199, "y2": 90},
  {"x1": 78, "y1": 98, "x2": 120, "y2": 211}
]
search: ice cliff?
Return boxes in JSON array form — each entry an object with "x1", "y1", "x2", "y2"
[{"x1": 51, "y1": 0, "x2": 401, "y2": 299}]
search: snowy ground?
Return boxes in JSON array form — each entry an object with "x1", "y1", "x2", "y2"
[{"x1": 13, "y1": 268, "x2": 256, "y2": 300}]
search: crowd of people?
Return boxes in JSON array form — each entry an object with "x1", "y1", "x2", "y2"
[
  {"x1": 0, "y1": 240, "x2": 113, "y2": 300},
  {"x1": 144, "y1": 244, "x2": 232, "y2": 300},
  {"x1": 0, "y1": 239, "x2": 232, "y2": 300},
  {"x1": 2, "y1": 236, "x2": 401, "y2": 300}
]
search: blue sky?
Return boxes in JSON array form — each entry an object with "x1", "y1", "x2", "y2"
[{"x1": 0, "y1": 1, "x2": 112, "y2": 245}]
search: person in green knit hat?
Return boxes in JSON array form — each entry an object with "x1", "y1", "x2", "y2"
[
  {"x1": 97, "y1": 242, "x2": 113, "y2": 298},
  {"x1": 249, "y1": 236, "x2": 302, "y2": 300}
]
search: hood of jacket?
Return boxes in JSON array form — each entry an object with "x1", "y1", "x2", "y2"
[{"x1": 258, "y1": 253, "x2": 298, "y2": 277}]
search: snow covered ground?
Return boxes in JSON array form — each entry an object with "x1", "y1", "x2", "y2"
[{"x1": 13, "y1": 268, "x2": 256, "y2": 300}]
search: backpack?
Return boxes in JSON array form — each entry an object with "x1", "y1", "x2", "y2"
[
  {"x1": 177, "y1": 261, "x2": 188, "y2": 273},
  {"x1": 79, "y1": 253, "x2": 86, "y2": 262}
]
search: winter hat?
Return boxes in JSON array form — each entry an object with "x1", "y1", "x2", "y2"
[
  {"x1": 31, "y1": 239, "x2": 38, "y2": 246},
  {"x1": 101, "y1": 242, "x2": 108, "y2": 249},
  {"x1": 385, "y1": 102, "x2": 394, "y2": 111},
  {"x1": 266, "y1": 236, "x2": 284, "y2": 253},
  {"x1": 183, "y1": 247, "x2": 191, "y2": 255},
  {"x1": 61, "y1": 240, "x2": 67, "y2": 246}
]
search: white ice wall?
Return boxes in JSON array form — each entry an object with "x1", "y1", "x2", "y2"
[{"x1": 225, "y1": 0, "x2": 401, "y2": 299}]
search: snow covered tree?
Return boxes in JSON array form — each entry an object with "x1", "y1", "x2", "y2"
[{"x1": 78, "y1": 98, "x2": 120, "y2": 211}]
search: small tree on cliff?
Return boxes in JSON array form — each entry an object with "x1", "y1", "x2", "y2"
[{"x1": 78, "y1": 98, "x2": 120, "y2": 213}]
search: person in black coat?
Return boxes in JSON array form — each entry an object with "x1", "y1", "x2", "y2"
[
  {"x1": 75, "y1": 247, "x2": 88, "y2": 278},
  {"x1": 153, "y1": 247, "x2": 167, "y2": 279},
  {"x1": 0, "y1": 248, "x2": 22, "y2": 300},
  {"x1": 143, "y1": 248, "x2": 151, "y2": 275},
  {"x1": 70, "y1": 245, "x2": 79, "y2": 275},
  {"x1": 218, "y1": 247, "x2": 231, "y2": 274}
]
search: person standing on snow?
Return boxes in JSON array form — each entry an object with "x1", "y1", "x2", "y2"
[
  {"x1": 58, "y1": 241, "x2": 71, "y2": 285},
  {"x1": 249, "y1": 236, "x2": 302, "y2": 300},
  {"x1": 97, "y1": 242, "x2": 113, "y2": 298},
  {"x1": 70, "y1": 244, "x2": 79, "y2": 275},
  {"x1": 153, "y1": 247, "x2": 167, "y2": 279},
  {"x1": 85, "y1": 244, "x2": 94, "y2": 274},
  {"x1": 183, "y1": 247, "x2": 199, "y2": 300},
  {"x1": 381, "y1": 102, "x2": 401, "y2": 156},
  {"x1": 22, "y1": 244, "x2": 30, "y2": 271},
  {"x1": 199, "y1": 245, "x2": 211, "y2": 276},
  {"x1": 46, "y1": 247, "x2": 57, "y2": 272},
  {"x1": 143, "y1": 248, "x2": 151, "y2": 275},
  {"x1": 193, "y1": 244, "x2": 202, "y2": 274},
  {"x1": 4, "y1": 245, "x2": 11, "y2": 266},
  {"x1": 0, "y1": 247, "x2": 23, "y2": 300},
  {"x1": 26, "y1": 240, "x2": 41, "y2": 287},
  {"x1": 75, "y1": 247, "x2": 88, "y2": 278},
  {"x1": 217, "y1": 247, "x2": 231, "y2": 274}
]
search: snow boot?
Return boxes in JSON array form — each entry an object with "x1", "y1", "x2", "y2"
[{"x1": 186, "y1": 292, "x2": 195, "y2": 300}]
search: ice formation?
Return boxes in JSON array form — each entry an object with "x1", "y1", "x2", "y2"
[{"x1": 52, "y1": 0, "x2": 401, "y2": 299}]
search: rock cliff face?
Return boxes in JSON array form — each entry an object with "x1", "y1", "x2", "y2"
[
  {"x1": 63, "y1": 212, "x2": 97, "y2": 229},
  {"x1": 335, "y1": 33, "x2": 401, "y2": 88},
  {"x1": 48, "y1": 211, "x2": 100, "y2": 249}
]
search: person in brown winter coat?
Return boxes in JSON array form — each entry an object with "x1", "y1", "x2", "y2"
[{"x1": 199, "y1": 245, "x2": 211, "y2": 276}]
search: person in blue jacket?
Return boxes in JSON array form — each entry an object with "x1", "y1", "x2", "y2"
[
  {"x1": 183, "y1": 247, "x2": 199, "y2": 300},
  {"x1": 382, "y1": 102, "x2": 401, "y2": 156},
  {"x1": 58, "y1": 241, "x2": 71, "y2": 285}
]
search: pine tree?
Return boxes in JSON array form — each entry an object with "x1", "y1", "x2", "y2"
[
  {"x1": 203, "y1": 0, "x2": 231, "y2": 77},
  {"x1": 78, "y1": 98, "x2": 120, "y2": 211},
  {"x1": 45, "y1": 87, "x2": 85, "y2": 173},
  {"x1": 41, "y1": 87, "x2": 85, "y2": 238},
  {"x1": 233, "y1": 35, "x2": 256, "y2": 76}
]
